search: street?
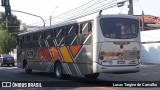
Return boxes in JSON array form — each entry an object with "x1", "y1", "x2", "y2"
[{"x1": 0, "y1": 64, "x2": 160, "y2": 90}]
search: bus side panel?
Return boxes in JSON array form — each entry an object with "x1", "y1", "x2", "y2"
[
  {"x1": 57, "y1": 44, "x2": 93, "y2": 76},
  {"x1": 74, "y1": 45, "x2": 93, "y2": 75},
  {"x1": 17, "y1": 49, "x2": 23, "y2": 68}
]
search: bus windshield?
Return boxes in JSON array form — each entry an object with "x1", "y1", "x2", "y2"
[{"x1": 100, "y1": 18, "x2": 139, "y2": 39}]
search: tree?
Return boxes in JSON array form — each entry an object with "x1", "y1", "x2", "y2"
[
  {"x1": 0, "y1": 12, "x2": 21, "y2": 33},
  {"x1": 0, "y1": 30, "x2": 16, "y2": 54},
  {"x1": 0, "y1": 12, "x2": 21, "y2": 54}
]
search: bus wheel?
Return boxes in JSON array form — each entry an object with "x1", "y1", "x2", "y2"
[
  {"x1": 12, "y1": 63, "x2": 15, "y2": 67},
  {"x1": 55, "y1": 62, "x2": 63, "y2": 79},
  {"x1": 24, "y1": 63, "x2": 32, "y2": 74},
  {"x1": 84, "y1": 73, "x2": 99, "y2": 80}
]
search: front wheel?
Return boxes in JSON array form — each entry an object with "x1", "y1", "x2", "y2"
[
  {"x1": 24, "y1": 63, "x2": 32, "y2": 74},
  {"x1": 12, "y1": 63, "x2": 15, "y2": 67},
  {"x1": 55, "y1": 62, "x2": 63, "y2": 79},
  {"x1": 84, "y1": 73, "x2": 100, "y2": 80}
]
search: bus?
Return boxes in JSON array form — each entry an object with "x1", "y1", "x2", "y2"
[{"x1": 17, "y1": 14, "x2": 141, "y2": 79}]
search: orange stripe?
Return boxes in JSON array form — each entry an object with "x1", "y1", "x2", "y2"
[
  {"x1": 50, "y1": 47, "x2": 61, "y2": 61},
  {"x1": 60, "y1": 46, "x2": 73, "y2": 62},
  {"x1": 69, "y1": 45, "x2": 82, "y2": 58}
]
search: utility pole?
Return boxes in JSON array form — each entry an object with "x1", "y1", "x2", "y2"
[
  {"x1": 142, "y1": 11, "x2": 144, "y2": 31},
  {"x1": 128, "y1": 0, "x2": 133, "y2": 15},
  {"x1": 49, "y1": 15, "x2": 52, "y2": 26},
  {"x1": 6, "y1": 17, "x2": 8, "y2": 31},
  {"x1": 50, "y1": 6, "x2": 58, "y2": 26}
]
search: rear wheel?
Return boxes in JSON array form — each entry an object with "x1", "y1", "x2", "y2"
[
  {"x1": 55, "y1": 62, "x2": 63, "y2": 79},
  {"x1": 84, "y1": 73, "x2": 99, "y2": 80},
  {"x1": 12, "y1": 63, "x2": 15, "y2": 67},
  {"x1": 24, "y1": 63, "x2": 32, "y2": 74}
]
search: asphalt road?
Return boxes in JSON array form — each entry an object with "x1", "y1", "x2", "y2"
[{"x1": 0, "y1": 64, "x2": 160, "y2": 90}]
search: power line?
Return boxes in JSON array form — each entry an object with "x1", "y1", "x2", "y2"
[
  {"x1": 118, "y1": 0, "x2": 127, "y2": 14},
  {"x1": 51, "y1": 0, "x2": 127, "y2": 25},
  {"x1": 28, "y1": 0, "x2": 128, "y2": 26},
  {"x1": 28, "y1": 0, "x2": 104, "y2": 26},
  {"x1": 135, "y1": 0, "x2": 143, "y2": 12}
]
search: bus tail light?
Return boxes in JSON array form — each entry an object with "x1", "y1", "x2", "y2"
[
  {"x1": 100, "y1": 51, "x2": 105, "y2": 55},
  {"x1": 99, "y1": 56, "x2": 104, "y2": 60}
]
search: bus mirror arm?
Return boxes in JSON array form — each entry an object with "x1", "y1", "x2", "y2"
[{"x1": 99, "y1": 10, "x2": 102, "y2": 16}]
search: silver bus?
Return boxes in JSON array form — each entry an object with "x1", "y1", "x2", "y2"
[{"x1": 17, "y1": 14, "x2": 141, "y2": 79}]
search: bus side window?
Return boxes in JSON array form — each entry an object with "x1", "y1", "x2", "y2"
[
  {"x1": 80, "y1": 22, "x2": 91, "y2": 34},
  {"x1": 88, "y1": 22, "x2": 92, "y2": 33},
  {"x1": 55, "y1": 28, "x2": 60, "y2": 38},
  {"x1": 78, "y1": 21, "x2": 92, "y2": 45},
  {"x1": 50, "y1": 30, "x2": 53, "y2": 38},
  {"x1": 64, "y1": 26, "x2": 68, "y2": 36},
  {"x1": 65, "y1": 24, "x2": 78, "y2": 46},
  {"x1": 33, "y1": 33, "x2": 38, "y2": 41},
  {"x1": 59, "y1": 27, "x2": 66, "y2": 46},
  {"x1": 31, "y1": 34, "x2": 34, "y2": 41},
  {"x1": 22, "y1": 36, "x2": 24, "y2": 42},
  {"x1": 27, "y1": 35, "x2": 30, "y2": 41},
  {"x1": 57, "y1": 26, "x2": 66, "y2": 37},
  {"x1": 38, "y1": 32, "x2": 43, "y2": 40},
  {"x1": 52, "y1": 29, "x2": 56, "y2": 38},
  {"x1": 67, "y1": 24, "x2": 78, "y2": 36},
  {"x1": 44, "y1": 31, "x2": 47, "y2": 39},
  {"x1": 44, "y1": 30, "x2": 51, "y2": 39}
]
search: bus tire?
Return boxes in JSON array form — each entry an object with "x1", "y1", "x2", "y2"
[
  {"x1": 84, "y1": 73, "x2": 99, "y2": 80},
  {"x1": 55, "y1": 62, "x2": 63, "y2": 79},
  {"x1": 24, "y1": 63, "x2": 32, "y2": 74},
  {"x1": 12, "y1": 63, "x2": 15, "y2": 67}
]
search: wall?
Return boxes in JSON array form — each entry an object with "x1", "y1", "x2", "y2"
[{"x1": 141, "y1": 29, "x2": 160, "y2": 64}]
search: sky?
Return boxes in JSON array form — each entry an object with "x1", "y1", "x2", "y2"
[{"x1": 0, "y1": 0, "x2": 160, "y2": 26}]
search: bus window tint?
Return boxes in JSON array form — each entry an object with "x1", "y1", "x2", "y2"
[
  {"x1": 78, "y1": 21, "x2": 92, "y2": 45},
  {"x1": 67, "y1": 24, "x2": 78, "y2": 36},
  {"x1": 80, "y1": 22, "x2": 90, "y2": 34},
  {"x1": 100, "y1": 18, "x2": 139, "y2": 39},
  {"x1": 33, "y1": 33, "x2": 38, "y2": 40}
]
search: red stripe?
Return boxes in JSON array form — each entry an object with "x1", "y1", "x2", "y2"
[{"x1": 42, "y1": 47, "x2": 52, "y2": 61}]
